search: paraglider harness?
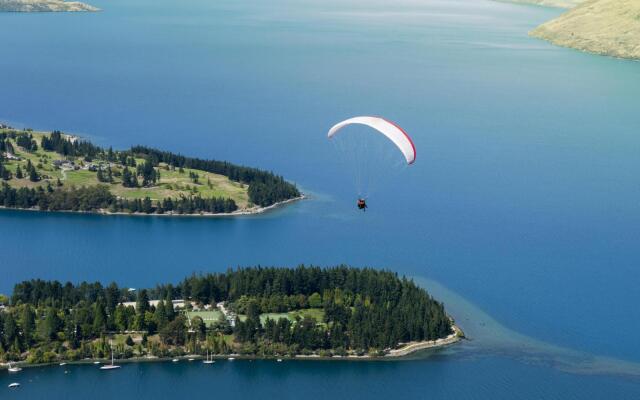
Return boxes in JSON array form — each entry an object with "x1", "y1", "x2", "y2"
[{"x1": 357, "y1": 198, "x2": 367, "y2": 211}]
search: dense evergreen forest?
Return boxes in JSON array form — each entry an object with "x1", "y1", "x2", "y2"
[
  {"x1": 0, "y1": 129, "x2": 300, "y2": 214},
  {"x1": 0, "y1": 266, "x2": 452, "y2": 363}
]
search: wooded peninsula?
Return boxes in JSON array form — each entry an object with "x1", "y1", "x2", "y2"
[
  {"x1": 0, "y1": 266, "x2": 460, "y2": 366},
  {"x1": 0, "y1": 126, "x2": 301, "y2": 215}
]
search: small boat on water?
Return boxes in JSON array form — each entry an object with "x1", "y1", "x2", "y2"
[
  {"x1": 277, "y1": 359, "x2": 283, "y2": 362},
  {"x1": 8, "y1": 363, "x2": 22, "y2": 373},
  {"x1": 93, "y1": 361, "x2": 100, "y2": 365},
  {"x1": 188, "y1": 358, "x2": 195, "y2": 362},
  {"x1": 172, "y1": 358, "x2": 179, "y2": 363},
  {"x1": 100, "y1": 341, "x2": 121, "y2": 370},
  {"x1": 228, "y1": 357, "x2": 235, "y2": 361},
  {"x1": 203, "y1": 350, "x2": 214, "y2": 364},
  {"x1": 59, "y1": 362, "x2": 67, "y2": 366},
  {"x1": 8, "y1": 383, "x2": 20, "y2": 389}
]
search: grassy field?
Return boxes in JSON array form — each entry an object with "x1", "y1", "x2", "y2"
[
  {"x1": 238, "y1": 308, "x2": 325, "y2": 325},
  {"x1": 1, "y1": 129, "x2": 251, "y2": 208},
  {"x1": 186, "y1": 308, "x2": 324, "y2": 327},
  {"x1": 186, "y1": 310, "x2": 224, "y2": 327},
  {"x1": 110, "y1": 333, "x2": 144, "y2": 346}
]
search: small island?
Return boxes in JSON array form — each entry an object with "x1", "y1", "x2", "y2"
[
  {"x1": 0, "y1": 266, "x2": 460, "y2": 366},
  {"x1": 0, "y1": 125, "x2": 301, "y2": 216},
  {"x1": 0, "y1": 0, "x2": 98, "y2": 12}
]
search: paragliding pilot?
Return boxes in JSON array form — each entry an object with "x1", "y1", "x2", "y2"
[
  {"x1": 328, "y1": 117, "x2": 416, "y2": 212},
  {"x1": 357, "y1": 198, "x2": 367, "y2": 211}
]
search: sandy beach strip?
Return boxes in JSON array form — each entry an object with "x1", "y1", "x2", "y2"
[{"x1": 385, "y1": 324, "x2": 463, "y2": 358}]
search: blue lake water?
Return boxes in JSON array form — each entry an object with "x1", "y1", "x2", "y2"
[{"x1": 1, "y1": 0, "x2": 640, "y2": 397}]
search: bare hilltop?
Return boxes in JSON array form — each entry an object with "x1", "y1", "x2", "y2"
[
  {"x1": 530, "y1": 0, "x2": 640, "y2": 60},
  {"x1": 0, "y1": 0, "x2": 98, "y2": 12}
]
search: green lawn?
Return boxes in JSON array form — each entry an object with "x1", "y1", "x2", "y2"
[
  {"x1": 110, "y1": 167, "x2": 249, "y2": 206},
  {"x1": 65, "y1": 169, "x2": 99, "y2": 186},
  {"x1": 186, "y1": 310, "x2": 224, "y2": 327},
  {"x1": 111, "y1": 333, "x2": 143, "y2": 346},
  {"x1": 238, "y1": 308, "x2": 325, "y2": 324}
]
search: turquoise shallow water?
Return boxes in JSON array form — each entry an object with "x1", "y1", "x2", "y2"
[{"x1": 1, "y1": 0, "x2": 640, "y2": 397}]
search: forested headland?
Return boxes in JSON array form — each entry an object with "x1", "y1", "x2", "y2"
[
  {"x1": 0, "y1": 126, "x2": 301, "y2": 215},
  {"x1": 0, "y1": 266, "x2": 456, "y2": 365}
]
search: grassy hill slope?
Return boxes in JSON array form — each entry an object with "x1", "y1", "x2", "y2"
[{"x1": 530, "y1": 0, "x2": 640, "y2": 60}]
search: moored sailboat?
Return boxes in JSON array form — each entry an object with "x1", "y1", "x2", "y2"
[
  {"x1": 100, "y1": 341, "x2": 121, "y2": 370},
  {"x1": 203, "y1": 350, "x2": 214, "y2": 364},
  {"x1": 7, "y1": 363, "x2": 22, "y2": 373}
]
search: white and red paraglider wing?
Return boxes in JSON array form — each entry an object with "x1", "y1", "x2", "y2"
[{"x1": 327, "y1": 116, "x2": 416, "y2": 164}]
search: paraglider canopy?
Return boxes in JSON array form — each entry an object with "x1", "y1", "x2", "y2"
[{"x1": 327, "y1": 116, "x2": 416, "y2": 165}]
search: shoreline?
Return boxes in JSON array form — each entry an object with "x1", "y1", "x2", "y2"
[
  {"x1": 0, "y1": 323, "x2": 463, "y2": 371},
  {"x1": 386, "y1": 324, "x2": 463, "y2": 357},
  {"x1": 0, "y1": 194, "x2": 305, "y2": 218}
]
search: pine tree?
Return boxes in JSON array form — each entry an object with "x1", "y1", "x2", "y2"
[
  {"x1": 92, "y1": 301, "x2": 107, "y2": 335},
  {"x1": 122, "y1": 166, "x2": 137, "y2": 188},
  {"x1": 165, "y1": 294, "x2": 175, "y2": 321},
  {"x1": 19, "y1": 305, "x2": 35, "y2": 346},
  {"x1": 0, "y1": 160, "x2": 11, "y2": 180},
  {"x1": 29, "y1": 165, "x2": 39, "y2": 182},
  {"x1": 3, "y1": 313, "x2": 18, "y2": 345},
  {"x1": 42, "y1": 307, "x2": 61, "y2": 342},
  {"x1": 136, "y1": 290, "x2": 150, "y2": 315},
  {"x1": 154, "y1": 301, "x2": 168, "y2": 331},
  {"x1": 142, "y1": 197, "x2": 153, "y2": 214},
  {"x1": 114, "y1": 305, "x2": 128, "y2": 332}
]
